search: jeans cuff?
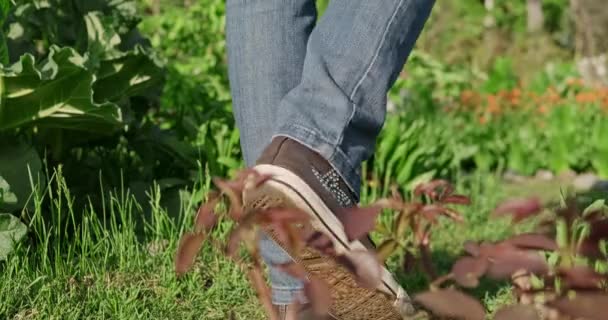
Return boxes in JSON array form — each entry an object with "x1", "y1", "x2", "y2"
[
  {"x1": 273, "y1": 123, "x2": 362, "y2": 202},
  {"x1": 271, "y1": 285, "x2": 307, "y2": 305}
]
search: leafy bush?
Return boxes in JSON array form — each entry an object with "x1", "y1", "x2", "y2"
[
  {"x1": 179, "y1": 170, "x2": 608, "y2": 319},
  {"x1": 138, "y1": 0, "x2": 242, "y2": 177},
  {"x1": 414, "y1": 197, "x2": 608, "y2": 320},
  {"x1": 0, "y1": 175, "x2": 26, "y2": 261},
  {"x1": 385, "y1": 55, "x2": 608, "y2": 179},
  {"x1": 0, "y1": 0, "x2": 206, "y2": 215}
]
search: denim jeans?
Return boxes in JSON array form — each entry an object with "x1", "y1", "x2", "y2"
[{"x1": 226, "y1": 0, "x2": 434, "y2": 304}]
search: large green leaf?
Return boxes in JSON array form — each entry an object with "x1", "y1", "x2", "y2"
[
  {"x1": 7, "y1": 0, "x2": 140, "y2": 59},
  {"x1": 0, "y1": 213, "x2": 27, "y2": 260},
  {"x1": 0, "y1": 46, "x2": 122, "y2": 132},
  {"x1": 93, "y1": 45, "x2": 164, "y2": 102}
]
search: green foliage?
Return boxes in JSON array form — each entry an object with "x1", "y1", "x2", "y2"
[
  {"x1": 369, "y1": 116, "x2": 454, "y2": 198},
  {"x1": 590, "y1": 119, "x2": 608, "y2": 178},
  {"x1": 0, "y1": 212, "x2": 26, "y2": 261},
  {"x1": 390, "y1": 51, "x2": 478, "y2": 112},
  {"x1": 0, "y1": 46, "x2": 122, "y2": 132},
  {"x1": 0, "y1": 0, "x2": 11, "y2": 65},
  {"x1": 139, "y1": 0, "x2": 231, "y2": 118},
  {"x1": 0, "y1": 175, "x2": 26, "y2": 261},
  {"x1": 482, "y1": 57, "x2": 518, "y2": 94},
  {"x1": 385, "y1": 53, "x2": 607, "y2": 179},
  {"x1": 0, "y1": 0, "x2": 208, "y2": 214},
  {"x1": 0, "y1": 139, "x2": 42, "y2": 212},
  {"x1": 138, "y1": 0, "x2": 242, "y2": 176},
  {"x1": 0, "y1": 175, "x2": 17, "y2": 208}
]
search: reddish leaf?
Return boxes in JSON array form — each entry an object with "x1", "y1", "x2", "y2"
[
  {"x1": 494, "y1": 305, "x2": 539, "y2": 320},
  {"x1": 452, "y1": 257, "x2": 488, "y2": 288},
  {"x1": 374, "y1": 197, "x2": 405, "y2": 211},
  {"x1": 226, "y1": 225, "x2": 251, "y2": 258},
  {"x1": 493, "y1": 197, "x2": 542, "y2": 223},
  {"x1": 336, "y1": 249, "x2": 383, "y2": 289},
  {"x1": 578, "y1": 239, "x2": 603, "y2": 258},
  {"x1": 267, "y1": 222, "x2": 291, "y2": 249},
  {"x1": 420, "y1": 204, "x2": 464, "y2": 223},
  {"x1": 442, "y1": 194, "x2": 472, "y2": 205},
  {"x1": 276, "y1": 262, "x2": 308, "y2": 280},
  {"x1": 248, "y1": 268, "x2": 279, "y2": 320},
  {"x1": 414, "y1": 289, "x2": 485, "y2": 320},
  {"x1": 269, "y1": 222, "x2": 304, "y2": 254},
  {"x1": 339, "y1": 205, "x2": 382, "y2": 242},
  {"x1": 463, "y1": 241, "x2": 481, "y2": 257},
  {"x1": 547, "y1": 293, "x2": 608, "y2": 320},
  {"x1": 414, "y1": 180, "x2": 453, "y2": 200},
  {"x1": 414, "y1": 224, "x2": 431, "y2": 245},
  {"x1": 589, "y1": 219, "x2": 608, "y2": 241},
  {"x1": 485, "y1": 245, "x2": 548, "y2": 279},
  {"x1": 580, "y1": 219, "x2": 608, "y2": 257},
  {"x1": 478, "y1": 242, "x2": 501, "y2": 257},
  {"x1": 505, "y1": 233, "x2": 558, "y2": 251},
  {"x1": 194, "y1": 197, "x2": 220, "y2": 233},
  {"x1": 175, "y1": 232, "x2": 205, "y2": 275},
  {"x1": 419, "y1": 206, "x2": 440, "y2": 224},
  {"x1": 213, "y1": 177, "x2": 244, "y2": 220},
  {"x1": 558, "y1": 266, "x2": 605, "y2": 289},
  {"x1": 304, "y1": 277, "x2": 332, "y2": 316}
]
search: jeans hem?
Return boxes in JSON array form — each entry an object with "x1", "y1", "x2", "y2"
[{"x1": 271, "y1": 286, "x2": 306, "y2": 305}]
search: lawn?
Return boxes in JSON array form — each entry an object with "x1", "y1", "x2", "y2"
[{"x1": 4, "y1": 167, "x2": 602, "y2": 319}]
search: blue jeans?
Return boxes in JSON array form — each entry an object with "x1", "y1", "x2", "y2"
[{"x1": 226, "y1": 0, "x2": 434, "y2": 304}]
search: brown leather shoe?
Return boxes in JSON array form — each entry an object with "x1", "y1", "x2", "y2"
[{"x1": 244, "y1": 137, "x2": 415, "y2": 320}]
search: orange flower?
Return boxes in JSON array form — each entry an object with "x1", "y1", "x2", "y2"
[
  {"x1": 460, "y1": 90, "x2": 479, "y2": 106},
  {"x1": 497, "y1": 90, "x2": 508, "y2": 100},
  {"x1": 486, "y1": 95, "x2": 500, "y2": 114},
  {"x1": 511, "y1": 88, "x2": 522, "y2": 98},
  {"x1": 575, "y1": 91, "x2": 597, "y2": 104},
  {"x1": 566, "y1": 77, "x2": 585, "y2": 87},
  {"x1": 538, "y1": 104, "x2": 549, "y2": 114},
  {"x1": 546, "y1": 87, "x2": 561, "y2": 103}
]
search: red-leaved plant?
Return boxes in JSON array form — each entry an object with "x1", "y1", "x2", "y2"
[
  {"x1": 174, "y1": 170, "x2": 469, "y2": 319},
  {"x1": 175, "y1": 169, "x2": 608, "y2": 320},
  {"x1": 412, "y1": 197, "x2": 608, "y2": 320}
]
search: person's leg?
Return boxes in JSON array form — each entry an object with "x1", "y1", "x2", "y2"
[
  {"x1": 275, "y1": 0, "x2": 435, "y2": 199},
  {"x1": 225, "y1": 0, "x2": 316, "y2": 308},
  {"x1": 248, "y1": 0, "x2": 435, "y2": 318}
]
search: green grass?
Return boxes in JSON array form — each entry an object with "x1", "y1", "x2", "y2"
[
  {"x1": 0, "y1": 169, "x2": 263, "y2": 320},
  {"x1": 1, "y1": 168, "x2": 580, "y2": 319}
]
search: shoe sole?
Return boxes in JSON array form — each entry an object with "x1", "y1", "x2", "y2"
[{"x1": 243, "y1": 164, "x2": 414, "y2": 320}]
